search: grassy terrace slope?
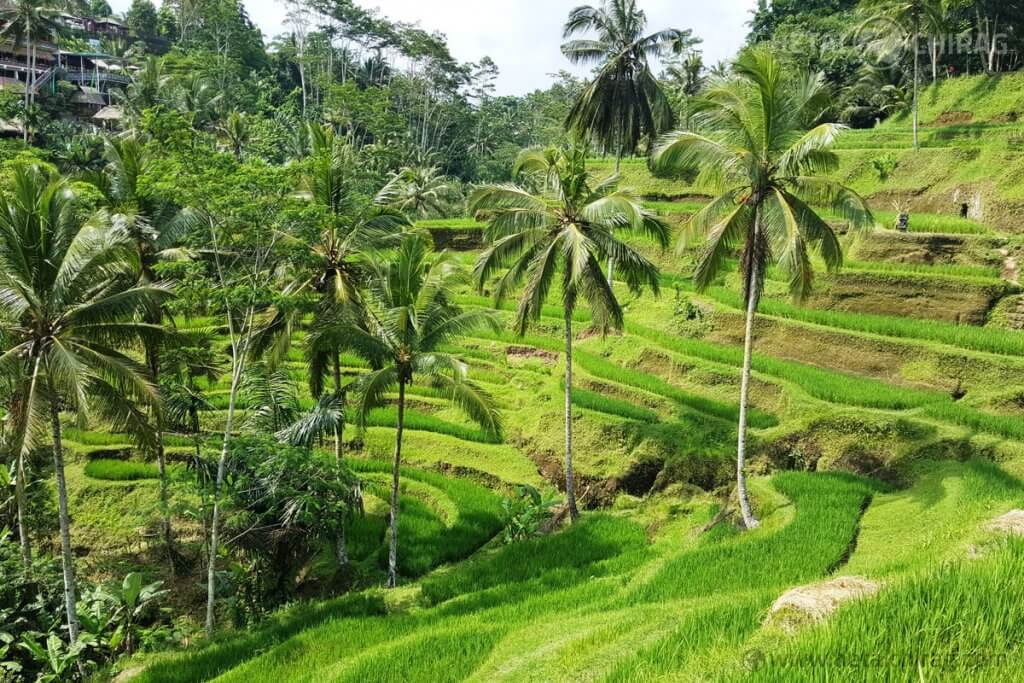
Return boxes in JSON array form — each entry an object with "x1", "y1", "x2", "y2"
[
  {"x1": 89, "y1": 76, "x2": 1024, "y2": 680},
  {"x1": 592, "y1": 73, "x2": 1024, "y2": 233},
  {"x1": 136, "y1": 463, "x2": 1024, "y2": 681}
]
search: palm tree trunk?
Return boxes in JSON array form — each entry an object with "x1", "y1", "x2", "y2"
[
  {"x1": 332, "y1": 350, "x2": 350, "y2": 565},
  {"x1": 564, "y1": 310, "x2": 579, "y2": 521},
  {"x1": 736, "y1": 223, "x2": 762, "y2": 531},
  {"x1": 387, "y1": 377, "x2": 406, "y2": 588},
  {"x1": 913, "y1": 31, "x2": 920, "y2": 150},
  {"x1": 333, "y1": 349, "x2": 343, "y2": 461},
  {"x1": 47, "y1": 389, "x2": 81, "y2": 643},
  {"x1": 148, "y1": 349, "x2": 172, "y2": 549},
  {"x1": 16, "y1": 450, "x2": 31, "y2": 567}
]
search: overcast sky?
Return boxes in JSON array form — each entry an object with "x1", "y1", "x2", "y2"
[{"x1": 109, "y1": 0, "x2": 756, "y2": 95}]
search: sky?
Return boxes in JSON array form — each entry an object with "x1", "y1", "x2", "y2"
[{"x1": 109, "y1": 0, "x2": 756, "y2": 95}]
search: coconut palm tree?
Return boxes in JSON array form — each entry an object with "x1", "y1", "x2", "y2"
[
  {"x1": 653, "y1": 47, "x2": 873, "y2": 529},
  {"x1": 85, "y1": 136, "x2": 198, "y2": 550},
  {"x1": 346, "y1": 234, "x2": 502, "y2": 588},
  {"x1": 0, "y1": 164, "x2": 166, "y2": 643},
  {"x1": 561, "y1": 0, "x2": 693, "y2": 169},
  {"x1": 116, "y1": 55, "x2": 170, "y2": 123},
  {"x1": 218, "y1": 111, "x2": 251, "y2": 161},
  {"x1": 0, "y1": 0, "x2": 63, "y2": 142},
  {"x1": 857, "y1": 0, "x2": 948, "y2": 149},
  {"x1": 254, "y1": 125, "x2": 409, "y2": 435},
  {"x1": 470, "y1": 144, "x2": 668, "y2": 520},
  {"x1": 377, "y1": 165, "x2": 453, "y2": 218}
]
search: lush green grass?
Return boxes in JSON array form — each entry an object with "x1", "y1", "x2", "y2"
[
  {"x1": 627, "y1": 322, "x2": 947, "y2": 411},
  {"x1": 570, "y1": 386, "x2": 659, "y2": 423},
  {"x1": 630, "y1": 472, "x2": 876, "y2": 603},
  {"x1": 643, "y1": 200, "x2": 707, "y2": 215},
  {"x1": 845, "y1": 459, "x2": 1024, "y2": 577},
  {"x1": 346, "y1": 459, "x2": 505, "y2": 578},
  {"x1": 132, "y1": 594, "x2": 386, "y2": 683},
  {"x1": 456, "y1": 293, "x2": 593, "y2": 324},
  {"x1": 868, "y1": 210, "x2": 993, "y2": 236},
  {"x1": 743, "y1": 539, "x2": 1024, "y2": 682},
  {"x1": 83, "y1": 458, "x2": 162, "y2": 481},
  {"x1": 416, "y1": 218, "x2": 485, "y2": 230},
  {"x1": 844, "y1": 259, "x2": 1001, "y2": 281},
  {"x1": 364, "y1": 406, "x2": 502, "y2": 444},
  {"x1": 361, "y1": 428, "x2": 543, "y2": 486},
  {"x1": 572, "y1": 348, "x2": 779, "y2": 429},
  {"x1": 922, "y1": 402, "x2": 1024, "y2": 442},
  {"x1": 701, "y1": 285, "x2": 1024, "y2": 357},
  {"x1": 419, "y1": 514, "x2": 648, "y2": 607},
  {"x1": 64, "y1": 428, "x2": 194, "y2": 449}
]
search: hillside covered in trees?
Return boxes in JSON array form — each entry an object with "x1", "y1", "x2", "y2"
[{"x1": 3, "y1": 0, "x2": 1024, "y2": 681}]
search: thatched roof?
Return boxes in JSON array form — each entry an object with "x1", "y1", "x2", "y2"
[
  {"x1": 93, "y1": 105, "x2": 123, "y2": 121},
  {"x1": 0, "y1": 119, "x2": 24, "y2": 135}
]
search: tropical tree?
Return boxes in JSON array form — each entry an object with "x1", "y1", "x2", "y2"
[
  {"x1": 347, "y1": 234, "x2": 502, "y2": 588},
  {"x1": 0, "y1": 164, "x2": 165, "y2": 644},
  {"x1": 254, "y1": 125, "x2": 409, "y2": 456},
  {"x1": 174, "y1": 72, "x2": 224, "y2": 131},
  {"x1": 561, "y1": 0, "x2": 693, "y2": 169},
  {"x1": 652, "y1": 47, "x2": 873, "y2": 529},
  {"x1": 218, "y1": 111, "x2": 251, "y2": 161},
  {"x1": 0, "y1": 0, "x2": 63, "y2": 142},
  {"x1": 117, "y1": 56, "x2": 170, "y2": 123},
  {"x1": 378, "y1": 165, "x2": 453, "y2": 218},
  {"x1": 86, "y1": 136, "x2": 197, "y2": 550},
  {"x1": 470, "y1": 144, "x2": 668, "y2": 520},
  {"x1": 857, "y1": 0, "x2": 948, "y2": 149}
]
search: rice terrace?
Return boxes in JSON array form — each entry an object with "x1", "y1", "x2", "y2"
[{"x1": 3, "y1": 0, "x2": 1024, "y2": 681}]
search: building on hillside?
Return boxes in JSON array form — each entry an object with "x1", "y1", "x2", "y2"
[
  {"x1": 1, "y1": 10, "x2": 136, "y2": 118},
  {"x1": 0, "y1": 39, "x2": 58, "y2": 95}
]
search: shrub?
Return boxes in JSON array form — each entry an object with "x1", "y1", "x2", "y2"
[{"x1": 501, "y1": 485, "x2": 561, "y2": 543}]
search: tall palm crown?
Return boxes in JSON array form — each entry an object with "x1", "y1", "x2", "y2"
[
  {"x1": 653, "y1": 47, "x2": 873, "y2": 528},
  {"x1": 561, "y1": 0, "x2": 690, "y2": 160},
  {"x1": 471, "y1": 145, "x2": 668, "y2": 519},
  {"x1": 0, "y1": 164, "x2": 167, "y2": 641},
  {"x1": 471, "y1": 144, "x2": 669, "y2": 334},
  {"x1": 378, "y1": 165, "x2": 453, "y2": 218},
  {"x1": 654, "y1": 48, "x2": 874, "y2": 303},
  {"x1": 347, "y1": 233, "x2": 502, "y2": 587},
  {"x1": 90, "y1": 137, "x2": 196, "y2": 283},
  {"x1": 254, "y1": 124, "x2": 409, "y2": 392},
  {"x1": 856, "y1": 0, "x2": 947, "y2": 149}
]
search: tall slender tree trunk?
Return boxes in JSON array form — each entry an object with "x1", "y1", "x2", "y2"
[
  {"x1": 333, "y1": 349, "x2": 343, "y2": 461},
  {"x1": 333, "y1": 349, "x2": 348, "y2": 566},
  {"x1": 387, "y1": 378, "x2": 406, "y2": 588},
  {"x1": 148, "y1": 349, "x2": 172, "y2": 549},
  {"x1": 563, "y1": 310, "x2": 579, "y2": 521},
  {"x1": 913, "y1": 31, "x2": 920, "y2": 150},
  {"x1": 16, "y1": 451, "x2": 31, "y2": 567},
  {"x1": 736, "y1": 221, "x2": 762, "y2": 530},
  {"x1": 22, "y1": 39, "x2": 31, "y2": 143},
  {"x1": 47, "y1": 388, "x2": 81, "y2": 643},
  {"x1": 206, "y1": 348, "x2": 244, "y2": 636},
  {"x1": 15, "y1": 358, "x2": 40, "y2": 568}
]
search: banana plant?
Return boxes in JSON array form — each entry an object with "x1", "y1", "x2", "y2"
[{"x1": 18, "y1": 634, "x2": 85, "y2": 683}]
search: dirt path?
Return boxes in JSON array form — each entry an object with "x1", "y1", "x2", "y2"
[{"x1": 1000, "y1": 248, "x2": 1020, "y2": 284}]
